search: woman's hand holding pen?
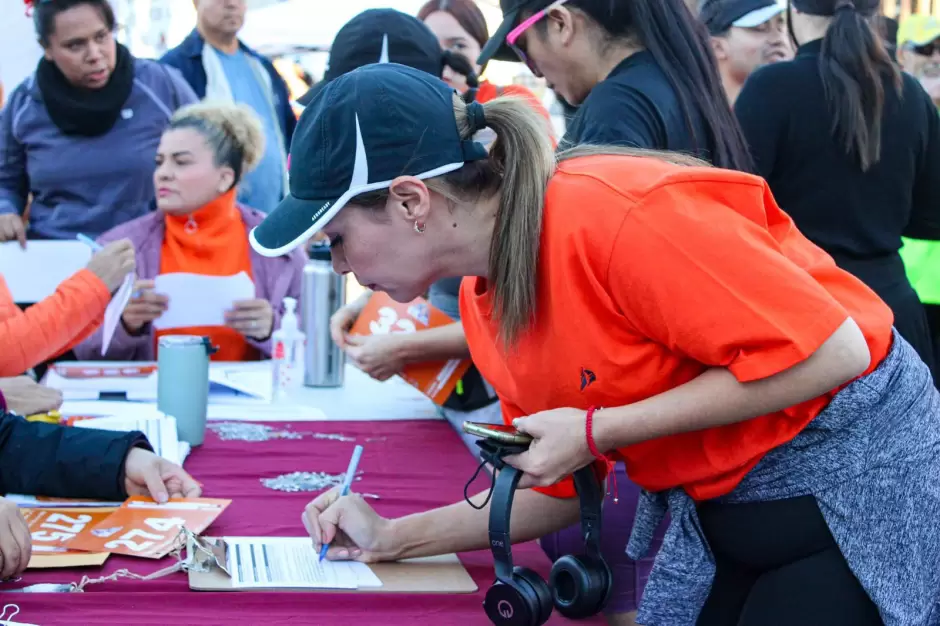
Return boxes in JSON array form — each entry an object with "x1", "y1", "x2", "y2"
[
  {"x1": 122, "y1": 279, "x2": 168, "y2": 334},
  {"x1": 85, "y1": 239, "x2": 136, "y2": 292},
  {"x1": 302, "y1": 487, "x2": 397, "y2": 563}
]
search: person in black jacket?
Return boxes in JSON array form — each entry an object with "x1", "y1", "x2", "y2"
[
  {"x1": 734, "y1": 0, "x2": 940, "y2": 377},
  {"x1": 0, "y1": 411, "x2": 200, "y2": 580}
]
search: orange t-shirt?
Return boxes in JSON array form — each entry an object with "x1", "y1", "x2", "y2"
[
  {"x1": 460, "y1": 155, "x2": 893, "y2": 502},
  {"x1": 475, "y1": 81, "x2": 555, "y2": 143},
  {"x1": 157, "y1": 189, "x2": 258, "y2": 362},
  {"x1": 476, "y1": 81, "x2": 548, "y2": 118}
]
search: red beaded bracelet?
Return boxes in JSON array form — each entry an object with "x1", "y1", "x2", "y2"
[{"x1": 585, "y1": 406, "x2": 618, "y2": 502}]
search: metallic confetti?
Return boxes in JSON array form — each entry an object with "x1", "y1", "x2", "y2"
[
  {"x1": 208, "y1": 422, "x2": 303, "y2": 441},
  {"x1": 206, "y1": 422, "x2": 385, "y2": 443},
  {"x1": 259, "y1": 471, "x2": 380, "y2": 499},
  {"x1": 261, "y1": 471, "x2": 361, "y2": 493}
]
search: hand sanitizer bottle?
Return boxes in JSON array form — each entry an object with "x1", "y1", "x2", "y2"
[{"x1": 272, "y1": 297, "x2": 305, "y2": 401}]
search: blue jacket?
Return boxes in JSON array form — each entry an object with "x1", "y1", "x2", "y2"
[
  {"x1": 160, "y1": 29, "x2": 296, "y2": 154},
  {"x1": 0, "y1": 59, "x2": 197, "y2": 239}
]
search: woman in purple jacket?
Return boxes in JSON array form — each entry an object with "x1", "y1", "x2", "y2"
[
  {"x1": 74, "y1": 102, "x2": 305, "y2": 362},
  {"x1": 0, "y1": 0, "x2": 197, "y2": 242}
]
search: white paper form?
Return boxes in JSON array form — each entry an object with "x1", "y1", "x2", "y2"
[
  {"x1": 152, "y1": 271, "x2": 255, "y2": 330},
  {"x1": 224, "y1": 537, "x2": 382, "y2": 589},
  {"x1": 0, "y1": 241, "x2": 92, "y2": 303},
  {"x1": 73, "y1": 414, "x2": 184, "y2": 465},
  {"x1": 101, "y1": 274, "x2": 135, "y2": 355}
]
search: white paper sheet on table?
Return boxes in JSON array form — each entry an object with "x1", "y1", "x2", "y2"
[
  {"x1": 209, "y1": 364, "x2": 272, "y2": 401},
  {"x1": 0, "y1": 241, "x2": 92, "y2": 303},
  {"x1": 225, "y1": 537, "x2": 382, "y2": 589},
  {"x1": 72, "y1": 414, "x2": 186, "y2": 465},
  {"x1": 101, "y1": 274, "x2": 136, "y2": 355},
  {"x1": 152, "y1": 271, "x2": 255, "y2": 330},
  {"x1": 58, "y1": 400, "x2": 165, "y2": 421},
  {"x1": 4, "y1": 493, "x2": 122, "y2": 508}
]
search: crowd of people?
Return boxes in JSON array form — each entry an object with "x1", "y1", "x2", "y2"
[{"x1": 1, "y1": 0, "x2": 940, "y2": 623}]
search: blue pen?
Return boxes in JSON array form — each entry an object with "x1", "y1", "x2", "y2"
[
  {"x1": 319, "y1": 444, "x2": 364, "y2": 562},
  {"x1": 76, "y1": 233, "x2": 102, "y2": 251}
]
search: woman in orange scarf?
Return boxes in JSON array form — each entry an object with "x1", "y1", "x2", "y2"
[{"x1": 74, "y1": 102, "x2": 306, "y2": 361}]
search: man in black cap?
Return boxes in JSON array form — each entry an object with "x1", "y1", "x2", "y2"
[
  {"x1": 700, "y1": 0, "x2": 792, "y2": 104},
  {"x1": 296, "y1": 9, "x2": 445, "y2": 107}
]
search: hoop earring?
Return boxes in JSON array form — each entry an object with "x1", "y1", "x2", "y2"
[{"x1": 414, "y1": 221, "x2": 426, "y2": 234}]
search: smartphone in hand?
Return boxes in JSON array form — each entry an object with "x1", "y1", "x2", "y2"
[{"x1": 462, "y1": 421, "x2": 533, "y2": 445}]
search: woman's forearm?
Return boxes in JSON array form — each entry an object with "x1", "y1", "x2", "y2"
[
  {"x1": 387, "y1": 488, "x2": 580, "y2": 560},
  {"x1": 396, "y1": 322, "x2": 471, "y2": 363},
  {"x1": 595, "y1": 318, "x2": 871, "y2": 452}
]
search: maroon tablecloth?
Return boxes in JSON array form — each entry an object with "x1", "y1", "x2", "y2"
[{"x1": 2, "y1": 419, "x2": 605, "y2": 625}]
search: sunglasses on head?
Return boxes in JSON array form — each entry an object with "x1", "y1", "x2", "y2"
[{"x1": 505, "y1": 0, "x2": 571, "y2": 76}]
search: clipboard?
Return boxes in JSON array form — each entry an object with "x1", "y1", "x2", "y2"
[{"x1": 187, "y1": 539, "x2": 478, "y2": 594}]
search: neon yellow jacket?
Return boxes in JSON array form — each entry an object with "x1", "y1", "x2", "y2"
[{"x1": 902, "y1": 238, "x2": 940, "y2": 305}]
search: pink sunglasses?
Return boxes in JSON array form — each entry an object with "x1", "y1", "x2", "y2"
[{"x1": 505, "y1": 0, "x2": 571, "y2": 76}]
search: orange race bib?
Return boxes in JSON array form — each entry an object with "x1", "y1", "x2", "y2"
[
  {"x1": 24, "y1": 508, "x2": 115, "y2": 563},
  {"x1": 350, "y1": 292, "x2": 471, "y2": 405},
  {"x1": 67, "y1": 497, "x2": 231, "y2": 559}
]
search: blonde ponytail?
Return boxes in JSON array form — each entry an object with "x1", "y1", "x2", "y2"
[{"x1": 451, "y1": 94, "x2": 555, "y2": 343}]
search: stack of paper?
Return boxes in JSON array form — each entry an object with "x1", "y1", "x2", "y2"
[
  {"x1": 72, "y1": 414, "x2": 190, "y2": 465},
  {"x1": 224, "y1": 537, "x2": 383, "y2": 590},
  {"x1": 44, "y1": 363, "x2": 159, "y2": 401}
]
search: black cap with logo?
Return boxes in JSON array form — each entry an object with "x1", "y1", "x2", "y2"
[
  {"x1": 297, "y1": 9, "x2": 443, "y2": 106},
  {"x1": 250, "y1": 64, "x2": 489, "y2": 257}
]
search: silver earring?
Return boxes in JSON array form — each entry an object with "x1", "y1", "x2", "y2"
[{"x1": 414, "y1": 221, "x2": 426, "y2": 234}]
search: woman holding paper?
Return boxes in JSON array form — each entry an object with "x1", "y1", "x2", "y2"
[{"x1": 73, "y1": 102, "x2": 305, "y2": 362}]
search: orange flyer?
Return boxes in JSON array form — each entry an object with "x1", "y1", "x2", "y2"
[
  {"x1": 24, "y1": 507, "x2": 115, "y2": 568},
  {"x1": 67, "y1": 497, "x2": 231, "y2": 559},
  {"x1": 350, "y1": 292, "x2": 471, "y2": 405}
]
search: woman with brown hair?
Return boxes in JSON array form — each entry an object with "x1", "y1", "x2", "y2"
[
  {"x1": 418, "y1": 0, "x2": 550, "y2": 113},
  {"x1": 255, "y1": 63, "x2": 940, "y2": 625}
]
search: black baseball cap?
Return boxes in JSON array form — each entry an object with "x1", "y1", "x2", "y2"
[
  {"x1": 478, "y1": 0, "x2": 554, "y2": 65},
  {"x1": 297, "y1": 9, "x2": 443, "y2": 107},
  {"x1": 700, "y1": 0, "x2": 786, "y2": 35},
  {"x1": 250, "y1": 64, "x2": 489, "y2": 257}
]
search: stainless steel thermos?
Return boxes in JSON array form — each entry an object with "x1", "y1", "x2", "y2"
[{"x1": 302, "y1": 243, "x2": 346, "y2": 387}]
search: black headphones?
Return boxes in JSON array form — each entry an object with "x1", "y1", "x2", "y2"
[
  {"x1": 441, "y1": 49, "x2": 480, "y2": 104},
  {"x1": 479, "y1": 442, "x2": 612, "y2": 625}
]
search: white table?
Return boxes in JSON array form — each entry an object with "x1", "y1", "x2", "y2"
[{"x1": 45, "y1": 361, "x2": 441, "y2": 422}]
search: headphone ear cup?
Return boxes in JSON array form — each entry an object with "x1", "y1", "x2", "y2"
[
  {"x1": 513, "y1": 567, "x2": 553, "y2": 625},
  {"x1": 549, "y1": 554, "x2": 613, "y2": 619},
  {"x1": 484, "y1": 571, "x2": 548, "y2": 626}
]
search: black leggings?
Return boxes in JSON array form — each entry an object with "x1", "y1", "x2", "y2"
[{"x1": 696, "y1": 495, "x2": 883, "y2": 626}]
